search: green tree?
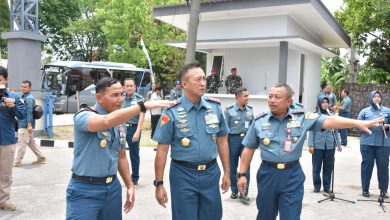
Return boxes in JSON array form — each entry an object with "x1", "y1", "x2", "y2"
[
  {"x1": 96, "y1": 0, "x2": 186, "y2": 89},
  {"x1": 335, "y1": 0, "x2": 390, "y2": 82},
  {"x1": 0, "y1": 0, "x2": 10, "y2": 58},
  {"x1": 320, "y1": 49, "x2": 349, "y2": 97},
  {"x1": 39, "y1": 0, "x2": 82, "y2": 60}
]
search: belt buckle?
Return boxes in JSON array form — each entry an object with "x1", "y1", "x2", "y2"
[
  {"x1": 240, "y1": 133, "x2": 245, "y2": 137},
  {"x1": 106, "y1": 177, "x2": 113, "y2": 184},
  {"x1": 277, "y1": 163, "x2": 285, "y2": 169},
  {"x1": 197, "y1": 165, "x2": 206, "y2": 171}
]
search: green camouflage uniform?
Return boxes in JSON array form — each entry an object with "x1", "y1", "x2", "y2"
[
  {"x1": 169, "y1": 88, "x2": 182, "y2": 101},
  {"x1": 206, "y1": 75, "x2": 221, "y2": 94},
  {"x1": 225, "y1": 75, "x2": 242, "y2": 94}
]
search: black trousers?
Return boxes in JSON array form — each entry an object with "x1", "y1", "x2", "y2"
[{"x1": 151, "y1": 114, "x2": 161, "y2": 138}]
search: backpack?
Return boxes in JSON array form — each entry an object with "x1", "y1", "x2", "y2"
[{"x1": 33, "y1": 104, "x2": 43, "y2": 119}]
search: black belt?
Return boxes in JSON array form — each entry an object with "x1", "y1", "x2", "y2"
[
  {"x1": 126, "y1": 123, "x2": 138, "y2": 127},
  {"x1": 229, "y1": 133, "x2": 246, "y2": 137},
  {"x1": 172, "y1": 158, "x2": 217, "y2": 171},
  {"x1": 262, "y1": 160, "x2": 300, "y2": 170},
  {"x1": 72, "y1": 173, "x2": 116, "y2": 184}
]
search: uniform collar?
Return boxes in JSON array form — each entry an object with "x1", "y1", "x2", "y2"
[
  {"x1": 93, "y1": 103, "x2": 108, "y2": 115},
  {"x1": 22, "y1": 91, "x2": 31, "y2": 97},
  {"x1": 181, "y1": 95, "x2": 210, "y2": 111},
  {"x1": 269, "y1": 109, "x2": 293, "y2": 121},
  {"x1": 234, "y1": 103, "x2": 246, "y2": 111}
]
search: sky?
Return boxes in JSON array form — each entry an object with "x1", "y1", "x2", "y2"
[{"x1": 322, "y1": 0, "x2": 344, "y2": 14}]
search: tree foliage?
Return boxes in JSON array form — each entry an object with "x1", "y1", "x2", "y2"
[
  {"x1": 0, "y1": 0, "x2": 10, "y2": 58},
  {"x1": 335, "y1": 0, "x2": 390, "y2": 83},
  {"x1": 320, "y1": 49, "x2": 349, "y2": 97}
]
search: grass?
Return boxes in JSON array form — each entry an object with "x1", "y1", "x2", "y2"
[{"x1": 40, "y1": 118, "x2": 158, "y2": 148}]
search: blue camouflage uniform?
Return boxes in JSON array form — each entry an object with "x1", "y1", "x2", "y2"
[
  {"x1": 308, "y1": 95, "x2": 340, "y2": 192},
  {"x1": 242, "y1": 109, "x2": 326, "y2": 220},
  {"x1": 289, "y1": 101, "x2": 304, "y2": 113},
  {"x1": 121, "y1": 92, "x2": 144, "y2": 183},
  {"x1": 339, "y1": 95, "x2": 351, "y2": 146},
  {"x1": 225, "y1": 103, "x2": 254, "y2": 196},
  {"x1": 66, "y1": 103, "x2": 127, "y2": 220},
  {"x1": 358, "y1": 90, "x2": 390, "y2": 195},
  {"x1": 153, "y1": 95, "x2": 229, "y2": 220},
  {"x1": 0, "y1": 90, "x2": 25, "y2": 145}
]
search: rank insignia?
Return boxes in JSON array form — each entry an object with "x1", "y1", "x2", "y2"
[
  {"x1": 181, "y1": 137, "x2": 190, "y2": 147},
  {"x1": 209, "y1": 124, "x2": 218, "y2": 128},
  {"x1": 102, "y1": 131, "x2": 109, "y2": 137},
  {"x1": 160, "y1": 114, "x2": 170, "y2": 126},
  {"x1": 179, "y1": 119, "x2": 188, "y2": 123},
  {"x1": 263, "y1": 138, "x2": 270, "y2": 146},
  {"x1": 180, "y1": 128, "x2": 190, "y2": 133},
  {"x1": 100, "y1": 140, "x2": 107, "y2": 148},
  {"x1": 178, "y1": 107, "x2": 185, "y2": 111}
]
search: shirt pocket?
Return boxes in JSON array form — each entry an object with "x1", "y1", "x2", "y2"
[
  {"x1": 174, "y1": 123, "x2": 194, "y2": 138},
  {"x1": 97, "y1": 130, "x2": 113, "y2": 148},
  {"x1": 258, "y1": 130, "x2": 275, "y2": 148}
]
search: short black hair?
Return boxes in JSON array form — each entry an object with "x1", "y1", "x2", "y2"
[
  {"x1": 123, "y1": 78, "x2": 135, "y2": 84},
  {"x1": 272, "y1": 83, "x2": 294, "y2": 99},
  {"x1": 22, "y1": 80, "x2": 32, "y2": 87},
  {"x1": 179, "y1": 62, "x2": 201, "y2": 81},
  {"x1": 96, "y1": 77, "x2": 119, "y2": 93},
  {"x1": 0, "y1": 66, "x2": 8, "y2": 79},
  {"x1": 155, "y1": 86, "x2": 162, "y2": 91},
  {"x1": 321, "y1": 82, "x2": 327, "y2": 89},
  {"x1": 235, "y1": 87, "x2": 248, "y2": 98}
]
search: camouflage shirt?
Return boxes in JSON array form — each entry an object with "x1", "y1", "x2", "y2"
[
  {"x1": 225, "y1": 75, "x2": 242, "y2": 94},
  {"x1": 206, "y1": 75, "x2": 221, "y2": 94},
  {"x1": 169, "y1": 88, "x2": 182, "y2": 101}
]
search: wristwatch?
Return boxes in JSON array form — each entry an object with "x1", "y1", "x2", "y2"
[
  {"x1": 237, "y1": 173, "x2": 246, "y2": 178},
  {"x1": 153, "y1": 180, "x2": 164, "y2": 187},
  {"x1": 137, "y1": 100, "x2": 147, "y2": 113}
]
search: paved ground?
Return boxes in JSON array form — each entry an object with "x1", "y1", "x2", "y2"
[{"x1": 1, "y1": 137, "x2": 390, "y2": 220}]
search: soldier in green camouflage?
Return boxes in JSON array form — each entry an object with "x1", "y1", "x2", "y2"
[
  {"x1": 206, "y1": 68, "x2": 221, "y2": 93},
  {"x1": 225, "y1": 68, "x2": 242, "y2": 94},
  {"x1": 169, "y1": 80, "x2": 182, "y2": 101}
]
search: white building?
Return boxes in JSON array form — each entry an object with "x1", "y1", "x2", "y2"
[{"x1": 153, "y1": 0, "x2": 350, "y2": 113}]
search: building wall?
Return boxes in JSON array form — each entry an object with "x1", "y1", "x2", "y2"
[
  {"x1": 301, "y1": 50, "x2": 321, "y2": 112},
  {"x1": 286, "y1": 16, "x2": 319, "y2": 44},
  {"x1": 208, "y1": 47, "x2": 279, "y2": 95}
]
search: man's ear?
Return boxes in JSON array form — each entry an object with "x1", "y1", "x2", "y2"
[{"x1": 287, "y1": 98, "x2": 293, "y2": 106}]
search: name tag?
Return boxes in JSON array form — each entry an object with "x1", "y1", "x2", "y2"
[
  {"x1": 205, "y1": 113, "x2": 219, "y2": 124},
  {"x1": 245, "y1": 121, "x2": 250, "y2": 128}
]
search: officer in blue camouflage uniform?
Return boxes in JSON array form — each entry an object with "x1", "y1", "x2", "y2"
[
  {"x1": 66, "y1": 77, "x2": 172, "y2": 219},
  {"x1": 358, "y1": 90, "x2": 390, "y2": 198},
  {"x1": 153, "y1": 63, "x2": 230, "y2": 220},
  {"x1": 224, "y1": 87, "x2": 253, "y2": 202},
  {"x1": 169, "y1": 80, "x2": 182, "y2": 100},
  {"x1": 308, "y1": 95, "x2": 341, "y2": 193},
  {"x1": 121, "y1": 78, "x2": 145, "y2": 185},
  {"x1": 237, "y1": 83, "x2": 383, "y2": 220}
]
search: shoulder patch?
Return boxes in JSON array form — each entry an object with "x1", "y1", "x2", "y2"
[
  {"x1": 167, "y1": 98, "x2": 182, "y2": 109},
  {"x1": 255, "y1": 112, "x2": 267, "y2": 120},
  {"x1": 205, "y1": 96, "x2": 220, "y2": 104}
]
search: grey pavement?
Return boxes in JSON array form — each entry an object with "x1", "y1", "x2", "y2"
[{"x1": 1, "y1": 137, "x2": 390, "y2": 220}]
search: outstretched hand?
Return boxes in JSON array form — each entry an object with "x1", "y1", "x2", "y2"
[
  {"x1": 144, "y1": 100, "x2": 176, "y2": 110},
  {"x1": 358, "y1": 117, "x2": 384, "y2": 135}
]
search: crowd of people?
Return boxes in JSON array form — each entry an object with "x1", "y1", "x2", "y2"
[{"x1": 1, "y1": 64, "x2": 389, "y2": 220}]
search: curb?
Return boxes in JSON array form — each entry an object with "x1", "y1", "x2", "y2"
[{"x1": 36, "y1": 138, "x2": 74, "y2": 148}]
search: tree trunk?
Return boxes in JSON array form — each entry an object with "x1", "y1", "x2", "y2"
[{"x1": 185, "y1": 0, "x2": 200, "y2": 64}]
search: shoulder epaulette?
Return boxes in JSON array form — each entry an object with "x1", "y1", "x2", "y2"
[
  {"x1": 205, "y1": 96, "x2": 220, "y2": 104},
  {"x1": 291, "y1": 110, "x2": 305, "y2": 114},
  {"x1": 227, "y1": 104, "x2": 234, "y2": 109},
  {"x1": 74, "y1": 106, "x2": 98, "y2": 117},
  {"x1": 255, "y1": 112, "x2": 267, "y2": 120},
  {"x1": 295, "y1": 102, "x2": 304, "y2": 107},
  {"x1": 247, "y1": 104, "x2": 253, "y2": 109},
  {"x1": 167, "y1": 98, "x2": 182, "y2": 109}
]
